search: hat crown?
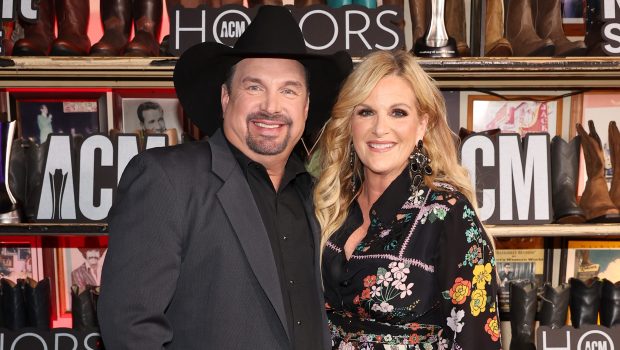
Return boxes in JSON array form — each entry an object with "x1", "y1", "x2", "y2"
[{"x1": 233, "y1": 6, "x2": 307, "y2": 55}]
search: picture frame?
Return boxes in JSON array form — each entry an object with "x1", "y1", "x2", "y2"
[
  {"x1": 467, "y1": 95, "x2": 562, "y2": 136},
  {"x1": 8, "y1": 89, "x2": 108, "y2": 144},
  {"x1": 0, "y1": 236, "x2": 44, "y2": 282},
  {"x1": 494, "y1": 237, "x2": 548, "y2": 316},
  {"x1": 563, "y1": 240, "x2": 620, "y2": 282},
  {"x1": 54, "y1": 236, "x2": 108, "y2": 323},
  {"x1": 561, "y1": 0, "x2": 585, "y2": 37},
  {"x1": 113, "y1": 88, "x2": 188, "y2": 143}
]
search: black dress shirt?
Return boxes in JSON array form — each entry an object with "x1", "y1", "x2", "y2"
[{"x1": 229, "y1": 142, "x2": 322, "y2": 350}]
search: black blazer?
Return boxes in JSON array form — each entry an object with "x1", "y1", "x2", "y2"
[{"x1": 98, "y1": 130, "x2": 330, "y2": 349}]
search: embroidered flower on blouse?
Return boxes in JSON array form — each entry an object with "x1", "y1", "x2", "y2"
[
  {"x1": 363, "y1": 275, "x2": 377, "y2": 287},
  {"x1": 447, "y1": 307, "x2": 465, "y2": 333},
  {"x1": 472, "y1": 263, "x2": 493, "y2": 290},
  {"x1": 389, "y1": 261, "x2": 410, "y2": 282},
  {"x1": 370, "y1": 285, "x2": 382, "y2": 297},
  {"x1": 398, "y1": 282, "x2": 414, "y2": 298},
  {"x1": 371, "y1": 301, "x2": 395, "y2": 313},
  {"x1": 470, "y1": 289, "x2": 488, "y2": 317},
  {"x1": 377, "y1": 271, "x2": 394, "y2": 287},
  {"x1": 484, "y1": 315, "x2": 501, "y2": 342},
  {"x1": 449, "y1": 277, "x2": 472, "y2": 305}
]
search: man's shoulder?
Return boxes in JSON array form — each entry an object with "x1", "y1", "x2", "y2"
[{"x1": 138, "y1": 140, "x2": 214, "y2": 169}]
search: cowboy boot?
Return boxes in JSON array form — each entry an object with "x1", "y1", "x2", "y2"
[
  {"x1": 51, "y1": 0, "x2": 91, "y2": 55},
  {"x1": 1, "y1": 20, "x2": 15, "y2": 56},
  {"x1": 445, "y1": 0, "x2": 469, "y2": 56},
  {"x1": 584, "y1": 0, "x2": 606, "y2": 56},
  {"x1": 90, "y1": 0, "x2": 132, "y2": 56},
  {"x1": 538, "y1": 283, "x2": 570, "y2": 329},
  {"x1": 124, "y1": 0, "x2": 163, "y2": 56},
  {"x1": 25, "y1": 140, "x2": 47, "y2": 222},
  {"x1": 506, "y1": 0, "x2": 555, "y2": 56},
  {"x1": 600, "y1": 279, "x2": 620, "y2": 327},
  {"x1": 0, "y1": 121, "x2": 21, "y2": 223},
  {"x1": 293, "y1": 0, "x2": 324, "y2": 5},
  {"x1": 570, "y1": 277, "x2": 602, "y2": 328},
  {"x1": 12, "y1": 0, "x2": 55, "y2": 56},
  {"x1": 23, "y1": 277, "x2": 51, "y2": 329},
  {"x1": 248, "y1": 0, "x2": 283, "y2": 6},
  {"x1": 550, "y1": 136, "x2": 586, "y2": 223},
  {"x1": 610, "y1": 121, "x2": 620, "y2": 208},
  {"x1": 484, "y1": 0, "x2": 512, "y2": 56},
  {"x1": 1, "y1": 278, "x2": 27, "y2": 330},
  {"x1": 409, "y1": 0, "x2": 427, "y2": 46},
  {"x1": 71, "y1": 285, "x2": 99, "y2": 331},
  {"x1": 576, "y1": 122, "x2": 620, "y2": 222},
  {"x1": 533, "y1": 0, "x2": 586, "y2": 56},
  {"x1": 509, "y1": 280, "x2": 537, "y2": 350}
]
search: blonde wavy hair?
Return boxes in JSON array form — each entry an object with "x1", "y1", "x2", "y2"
[{"x1": 313, "y1": 50, "x2": 479, "y2": 255}]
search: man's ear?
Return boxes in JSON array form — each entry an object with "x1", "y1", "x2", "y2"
[
  {"x1": 304, "y1": 93, "x2": 310, "y2": 120},
  {"x1": 221, "y1": 84, "x2": 230, "y2": 115}
]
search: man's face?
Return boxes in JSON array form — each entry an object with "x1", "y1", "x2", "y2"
[
  {"x1": 141, "y1": 108, "x2": 166, "y2": 133},
  {"x1": 221, "y1": 58, "x2": 309, "y2": 161},
  {"x1": 85, "y1": 250, "x2": 101, "y2": 267}
]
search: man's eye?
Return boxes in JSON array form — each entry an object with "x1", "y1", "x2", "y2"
[{"x1": 282, "y1": 88, "x2": 298, "y2": 96}]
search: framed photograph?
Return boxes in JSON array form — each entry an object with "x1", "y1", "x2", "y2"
[
  {"x1": 561, "y1": 0, "x2": 585, "y2": 37},
  {"x1": 55, "y1": 236, "x2": 108, "y2": 320},
  {"x1": 113, "y1": 89, "x2": 185, "y2": 143},
  {"x1": 564, "y1": 240, "x2": 620, "y2": 282},
  {"x1": 494, "y1": 237, "x2": 547, "y2": 316},
  {"x1": 8, "y1": 89, "x2": 108, "y2": 144},
  {"x1": 467, "y1": 95, "x2": 562, "y2": 136},
  {"x1": 0, "y1": 236, "x2": 44, "y2": 282}
]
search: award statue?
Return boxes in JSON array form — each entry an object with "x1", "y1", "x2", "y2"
[{"x1": 413, "y1": 0, "x2": 457, "y2": 58}]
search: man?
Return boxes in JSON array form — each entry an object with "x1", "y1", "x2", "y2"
[
  {"x1": 499, "y1": 263, "x2": 513, "y2": 288},
  {"x1": 71, "y1": 245, "x2": 106, "y2": 291},
  {"x1": 98, "y1": 6, "x2": 352, "y2": 349},
  {"x1": 137, "y1": 101, "x2": 166, "y2": 133}
]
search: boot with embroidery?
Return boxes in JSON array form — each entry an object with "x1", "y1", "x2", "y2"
[
  {"x1": 506, "y1": 0, "x2": 554, "y2": 56},
  {"x1": 550, "y1": 136, "x2": 585, "y2": 223}
]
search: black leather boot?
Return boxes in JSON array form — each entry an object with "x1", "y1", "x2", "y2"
[
  {"x1": 551, "y1": 136, "x2": 586, "y2": 223},
  {"x1": 0, "y1": 278, "x2": 27, "y2": 330},
  {"x1": 90, "y1": 0, "x2": 132, "y2": 56},
  {"x1": 600, "y1": 279, "x2": 620, "y2": 327},
  {"x1": 71, "y1": 285, "x2": 100, "y2": 331},
  {"x1": 12, "y1": 0, "x2": 55, "y2": 56},
  {"x1": 51, "y1": 0, "x2": 92, "y2": 55},
  {"x1": 24, "y1": 277, "x2": 51, "y2": 329},
  {"x1": 509, "y1": 280, "x2": 537, "y2": 350},
  {"x1": 569, "y1": 277, "x2": 602, "y2": 327},
  {"x1": 124, "y1": 0, "x2": 163, "y2": 56},
  {"x1": 538, "y1": 282, "x2": 570, "y2": 328}
]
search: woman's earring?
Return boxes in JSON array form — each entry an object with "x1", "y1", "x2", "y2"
[
  {"x1": 350, "y1": 145, "x2": 357, "y2": 194},
  {"x1": 409, "y1": 140, "x2": 432, "y2": 195}
]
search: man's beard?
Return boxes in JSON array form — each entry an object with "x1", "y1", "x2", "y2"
[{"x1": 246, "y1": 112, "x2": 292, "y2": 155}]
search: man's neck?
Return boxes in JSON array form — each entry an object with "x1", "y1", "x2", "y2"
[{"x1": 253, "y1": 155, "x2": 287, "y2": 190}]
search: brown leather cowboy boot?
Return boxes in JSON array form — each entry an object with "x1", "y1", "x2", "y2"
[
  {"x1": 445, "y1": 0, "x2": 469, "y2": 56},
  {"x1": 1, "y1": 20, "x2": 15, "y2": 55},
  {"x1": 610, "y1": 121, "x2": 620, "y2": 208},
  {"x1": 124, "y1": 0, "x2": 163, "y2": 56},
  {"x1": 248, "y1": 0, "x2": 282, "y2": 6},
  {"x1": 91, "y1": 0, "x2": 132, "y2": 56},
  {"x1": 484, "y1": 0, "x2": 512, "y2": 56},
  {"x1": 409, "y1": 0, "x2": 427, "y2": 46},
  {"x1": 506, "y1": 0, "x2": 554, "y2": 56},
  {"x1": 576, "y1": 122, "x2": 620, "y2": 222},
  {"x1": 12, "y1": 0, "x2": 55, "y2": 56},
  {"x1": 293, "y1": 0, "x2": 324, "y2": 5},
  {"x1": 533, "y1": 0, "x2": 586, "y2": 56},
  {"x1": 51, "y1": 0, "x2": 91, "y2": 55}
]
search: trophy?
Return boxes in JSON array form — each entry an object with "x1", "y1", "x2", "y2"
[{"x1": 413, "y1": 0, "x2": 457, "y2": 58}]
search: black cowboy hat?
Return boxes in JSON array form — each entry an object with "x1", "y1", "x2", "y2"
[{"x1": 173, "y1": 5, "x2": 353, "y2": 140}]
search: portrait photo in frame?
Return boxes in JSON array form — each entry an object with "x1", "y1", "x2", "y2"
[
  {"x1": 55, "y1": 236, "x2": 108, "y2": 321},
  {"x1": 564, "y1": 240, "x2": 620, "y2": 282},
  {"x1": 113, "y1": 89, "x2": 185, "y2": 143},
  {"x1": 0, "y1": 236, "x2": 44, "y2": 282},
  {"x1": 467, "y1": 95, "x2": 562, "y2": 136},
  {"x1": 9, "y1": 89, "x2": 108, "y2": 144}
]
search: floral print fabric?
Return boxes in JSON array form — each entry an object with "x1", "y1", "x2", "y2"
[{"x1": 322, "y1": 170, "x2": 502, "y2": 350}]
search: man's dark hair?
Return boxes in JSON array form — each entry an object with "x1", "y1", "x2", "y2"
[{"x1": 137, "y1": 101, "x2": 164, "y2": 123}]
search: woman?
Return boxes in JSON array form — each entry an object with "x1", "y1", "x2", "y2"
[{"x1": 314, "y1": 50, "x2": 501, "y2": 349}]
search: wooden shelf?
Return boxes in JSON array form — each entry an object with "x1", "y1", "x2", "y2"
[
  {"x1": 0, "y1": 223, "x2": 108, "y2": 236},
  {"x1": 3, "y1": 57, "x2": 620, "y2": 88}
]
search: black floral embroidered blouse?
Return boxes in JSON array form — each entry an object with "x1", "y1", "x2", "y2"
[{"x1": 322, "y1": 170, "x2": 502, "y2": 349}]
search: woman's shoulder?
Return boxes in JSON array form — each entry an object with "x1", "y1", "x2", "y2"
[{"x1": 427, "y1": 183, "x2": 470, "y2": 207}]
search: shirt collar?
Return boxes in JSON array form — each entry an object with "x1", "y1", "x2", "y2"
[
  {"x1": 368, "y1": 167, "x2": 412, "y2": 227},
  {"x1": 226, "y1": 137, "x2": 308, "y2": 188}
]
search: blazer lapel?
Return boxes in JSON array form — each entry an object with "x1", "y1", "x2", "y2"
[{"x1": 209, "y1": 131, "x2": 290, "y2": 341}]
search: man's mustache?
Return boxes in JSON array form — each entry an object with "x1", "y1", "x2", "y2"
[{"x1": 246, "y1": 112, "x2": 292, "y2": 125}]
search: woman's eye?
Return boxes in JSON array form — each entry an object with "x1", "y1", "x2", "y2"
[
  {"x1": 392, "y1": 109, "x2": 408, "y2": 118},
  {"x1": 357, "y1": 108, "x2": 374, "y2": 117}
]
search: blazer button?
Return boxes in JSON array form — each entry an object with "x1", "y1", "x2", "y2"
[
  {"x1": 297, "y1": 321, "x2": 302, "y2": 325},
  {"x1": 340, "y1": 280, "x2": 350, "y2": 287}
]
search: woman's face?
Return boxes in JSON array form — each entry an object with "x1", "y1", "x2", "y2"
[{"x1": 351, "y1": 75, "x2": 428, "y2": 181}]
